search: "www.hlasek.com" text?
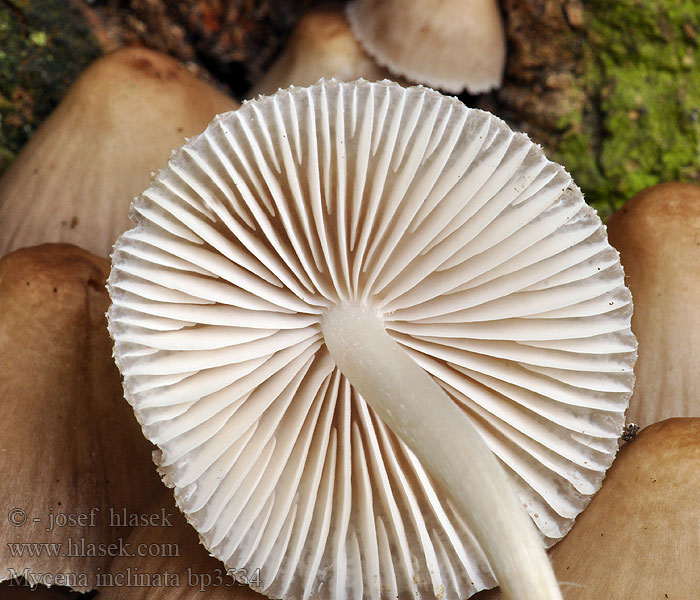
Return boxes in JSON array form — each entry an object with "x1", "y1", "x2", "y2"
[{"x1": 6, "y1": 537, "x2": 179, "y2": 559}]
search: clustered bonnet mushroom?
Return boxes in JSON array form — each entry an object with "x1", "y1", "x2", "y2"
[
  {"x1": 0, "y1": 244, "x2": 163, "y2": 593},
  {"x1": 346, "y1": 0, "x2": 506, "y2": 93},
  {"x1": 251, "y1": 5, "x2": 391, "y2": 98},
  {"x1": 606, "y1": 183, "x2": 700, "y2": 427},
  {"x1": 0, "y1": 47, "x2": 238, "y2": 259},
  {"x1": 107, "y1": 80, "x2": 636, "y2": 599}
]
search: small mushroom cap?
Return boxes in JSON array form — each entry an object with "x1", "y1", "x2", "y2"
[
  {"x1": 0, "y1": 244, "x2": 163, "y2": 591},
  {"x1": 0, "y1": 47, "x2": 239, "y2": 259},
  {"x1": 251, "y1": 5, "x2": 390, "y2": 98},
  {"x1": 346, "y1": 0, "x2": 506, "y2": 93},
  {"x1": 475, "y1": 417, "x2": 700, "y2": 599},
  {"x1": 108, "y1": 80, "x2": 635, "y2": 599},
  {"x1": 607, "y1": 182, "x2": 700, "y2": 427}
]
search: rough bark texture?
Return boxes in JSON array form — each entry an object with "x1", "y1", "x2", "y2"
[
  {"x1": 82, "y1": 0, "x2": 329, "y2": 94},
  {"x1": 0, "y1": 0, "x2": 101, "y2": 173},
  {"x1": 0, "y1": 0, "x2": 335, "y2": 177},
  {"x1": 486, "y1": 0, "x2": 586, "y2": 158},
  {"x1": 488, "y1": 0, "x2": 700, "y2": 219}
]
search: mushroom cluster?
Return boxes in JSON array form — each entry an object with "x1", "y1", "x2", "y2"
[
  {"x1": 246, "y1": 1, "x2": 506, "y2": 99},
  {"x1": 1, "y1": 4, "x2": 699, "y2": 600},
  {"x1": 0, "y1": 45, "x2": 240, "y2": 598}
]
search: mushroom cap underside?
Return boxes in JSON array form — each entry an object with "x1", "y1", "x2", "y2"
[{"x1": 108, "y1": 79, "x2": 636, "y2": 599}]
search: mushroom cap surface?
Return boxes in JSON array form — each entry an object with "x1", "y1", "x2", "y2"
[
  {"x1": 346, "y1": 0, "x2": 506, "y2": 93},
  {"x1": 0, "y1": 46, "x2": 238, "y2": 259},
  {"x1": 251, "y1": 6, "x2": 390, "y2": 98},
  {"x1": 607, "y1": 182, "x2": 700, "y2": 427},
  {"x1": 0, "y1": 244, "x2": 163, "y2": 591},
  {"x1": 108, "y1": 80, "x2": 636, "y2": 599}
]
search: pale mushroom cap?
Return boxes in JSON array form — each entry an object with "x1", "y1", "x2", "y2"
[
  {"x1": 607, "y1": 182, "x2": 700, "y2": 428},
  {"x1": 346, "y1": 0, "x2": 506, "y2": 93},
  {"x1": 0, "y1": 46, "x2": 239, "y2": 259},
  {"x1": 108, "y1": 80, "x2": 635, "y2": 599},
  {"x1": 251, "y1": 6, "x2": 390, "y2": 98},
  {"x1": 475, "y1": 418, "x2": 700, "y2": 599},
  {"x1": 0, "y1": 244, "x2": 163, "y2": 591}
]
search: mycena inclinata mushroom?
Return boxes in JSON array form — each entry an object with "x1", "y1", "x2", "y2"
[
  {"x1": 0, "y1": 244, "x2": 162, "y2": 592},
  {"x1": 346, "y1": 0, "x2": 506, "y2": 93},
  {"x1": 107, "y1": 80, "x2": 636, "y2": 599},
  {"x1": 0, "y1": 47, "x2": 238, "y2": 259},
  {"x1": 250, "y1": 5, "x2": 390, "y2": 99},
  {"x1": 607, "y1": 183, "x2": 700, "y2": 428}
]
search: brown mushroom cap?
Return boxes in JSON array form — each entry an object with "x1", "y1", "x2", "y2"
[
  {"x1": 0, "y1": 47, "x2": 239, "y2": 259},
  {"x1": 346, "y1": 0, "x2": 506, "y2": 93},
  {"x1": 475, "y1": 417, "x2": 700, "y2": 599},
  {"x1": 0, "y1": 244, "x2": 163, "y2": 591},
  {"x1": 251, "y1": 5, "x2": 391, "y2": 98},
  {"x1": 607, "y1": 183, "x2": 700, "y2": 427}
]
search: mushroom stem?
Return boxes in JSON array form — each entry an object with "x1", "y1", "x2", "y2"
[{"x1": 321, "y1": 304, "x2": 562, "y2": 600}]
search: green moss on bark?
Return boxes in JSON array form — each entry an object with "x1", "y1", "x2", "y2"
[
  {"x1": 558, "y1": 0, "x2": 700, "y2": 218},
  {"x1": 0, "y1": 0, "x2": 100, "y2": 174}
]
